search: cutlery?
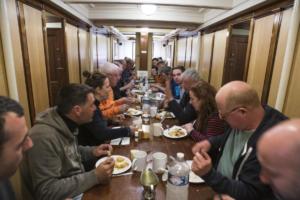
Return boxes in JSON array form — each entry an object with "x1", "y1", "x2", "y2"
[
  {"x1": 118, "y1": 137, "x2": 123, "y2": 145},
  {"x1": 113, "y1": 172, "x2": 133, "y2": 177}
]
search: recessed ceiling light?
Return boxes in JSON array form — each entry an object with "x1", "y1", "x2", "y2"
[{"x1": 140, "y1": 4, "x2": 157, "y2": 15}]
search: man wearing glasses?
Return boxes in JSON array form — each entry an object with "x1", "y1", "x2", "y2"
[{"x1": 191, "y1": 81, "x2": 287, "y2": 200}]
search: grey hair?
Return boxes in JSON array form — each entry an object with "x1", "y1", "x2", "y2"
[
  {"x1": 181, "y1": 69, "x2": 200, "y2": 82},
  {"x1": 99, "y1": 62, "x2": 121, "y2": 75}
]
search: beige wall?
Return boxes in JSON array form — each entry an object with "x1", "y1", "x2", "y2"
[
  {"x1": 65, "y1": 23, "x2": 80, "y2": 83},
  {"x1": 199, "y1": 33, "x2": 214, "y2": 82},
  {"x1": 0, "y1": 34, "x2": 8, "y2": 96},
  {"x1": 210, "y1": 29, "x2": 228, "y2": 89},
  {"x1": 79, "y1": 29, "x2": 90, "y2": 82},
  {"x1": 268, "y1": 9, "x2": 292, "y2": 106},
  {"x1": 247, "y1": 14, "x2": 275, "y2": 99},
  {"x1": 23, "y1": 4, "x2": 49, "y2": 114}
]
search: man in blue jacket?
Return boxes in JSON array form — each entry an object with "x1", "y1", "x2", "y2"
[{"x1": 191, "y1": 81, "x2": 287, "y2": 200}]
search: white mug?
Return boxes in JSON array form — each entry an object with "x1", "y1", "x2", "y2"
[
  {"x1": 132, "y1": 150, "x2": 147, "y2": 172},
  {"x1": 152, "y1": 123, "x2": 163, "y2": 137},
  {"x1": 152, "y1": 152, "x2": 167, "y2": 173}
]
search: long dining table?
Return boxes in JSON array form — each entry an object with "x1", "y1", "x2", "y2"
[{"x1": 83, "y1": 118, "x2": 215, "y2": 200}]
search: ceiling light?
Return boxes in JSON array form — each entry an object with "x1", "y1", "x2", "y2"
[
  {"x1": 140, "y1": 4, "x2": 157, "y2": 16},
  {"x1": 141, "y1": 27, "x2": 149, "y2": 33}
]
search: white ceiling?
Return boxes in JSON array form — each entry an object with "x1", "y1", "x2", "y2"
[{"x1": 52, "y1": 0, "x2": 274, "y2": 37}]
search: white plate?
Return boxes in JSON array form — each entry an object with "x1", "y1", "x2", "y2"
[
  {"x1": 131, "y1": 89, "x2": 145, "y2": 94},
  {"x1": 187, "y1": 160, "x2": 205, "y2": 184},
  {"x1": 125, "y1": 108, "x2": 143, "y2": 116},
  {"x1": 163, "y1": 126, "x2": 188, "y2": 139},
  {"x1": 155, "y1": 111, "x2": 175, "y2": 120},
  {"x1": 95, "y1": 155, "x2": 132, "y2": 175}
]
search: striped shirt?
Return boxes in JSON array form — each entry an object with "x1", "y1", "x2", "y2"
[{"x1": 190, "y1": 112, "x2": 225, "y2": 142}]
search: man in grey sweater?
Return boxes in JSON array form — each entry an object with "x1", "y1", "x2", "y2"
[{"x1": 20, "y1": 84, "x2": 115, "y2": 200}]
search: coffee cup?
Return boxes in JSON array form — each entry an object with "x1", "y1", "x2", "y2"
[
  {"x1": 152, "y1": 123, "x2": 163, "y2": 137},
  {"x1": 152, "y1": 152, "x2": 167, "y2": 173},
  {"x1": 132, "y1": 150, "x2": 147, "y2": 172}
]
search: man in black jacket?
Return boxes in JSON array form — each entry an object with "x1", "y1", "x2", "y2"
[
  {"x1": 0, "y1": 96, "x2": 33, "y2": 200},
  {"x1": 165, "y1": 68, "x2": 199, "y2": 124},
  {"x1": 191, "y1": 81, "x2": 288, "y2": 200}
]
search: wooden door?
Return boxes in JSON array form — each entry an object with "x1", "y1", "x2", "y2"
[
  {"x1": 47, "y1": 28, "x2": 69, "y2": 106},
  {"x1": 223, "y1": 35, "x2": 248, "y2": 84}
]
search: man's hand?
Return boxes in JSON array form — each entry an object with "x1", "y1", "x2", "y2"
[
  {"x1": 95, "y1": 157, "x2": 115, "y2": 183},
  {"x1": 191, "y1": 151, "x2": 212, "y2": 177},
  {"x1": 192, "y1": 140, "x2": 211, "y2": 154},
  {"x1": 92, "y1": 144, "x2": 113, "y2": 158},
  {"x1": 125, "y1": 97, "x2": 137, "y2": 104},
  {"x1": 119, "y1": 104, "x2": 129, "y2": 113}
]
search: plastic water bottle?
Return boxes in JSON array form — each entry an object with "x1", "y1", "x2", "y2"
[
  {"x1": 142, "y1": 93, "x2": 150, "y2": 114},
  {"x1": 166, "y1": 153, "x2": 189, "y2": 200}
]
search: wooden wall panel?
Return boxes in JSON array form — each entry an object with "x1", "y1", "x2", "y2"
[
  {"x1": 210, "y1": 29, "x2": 228, "y2": 89},
  {"x1": 283, "y1": 30, "x2": 300, "y2": 117},
  {"x1": 185, "y1": 36, "x2": 193, "y2": 67},
  {"x1": 190, "y1": 35, "x2": 199, "y2": 69},
  {"x1": 0, "y1": 34, "x2": 9, "y2": 96},
  {"x1": 97, "y1": 34, "x2": 108, "y2": 65},
  {"x1": 23, "y1": 5, "x2": 49, "y2": 114},
  {"x1": 177, "y1": 37, "x2": 187, "y2": 66},
  {"x1": 65, "y1": 23, "x2": 80, "y2": 83},
  {"x1": 247, "y1": 14, "x2": 275, "y2": 99},
  {"x1": 199, "y1": 33, "x2": 214, "y2": 82},
  {"x1": 147, "y1": 32, "x2": 153, "y2": 73},
  {"x1": 135, "y1": 32, "x2": 141, "y2": 70},
  {"x1": 79, "y1": 29, "x2": 90, "y2": 82},
  {"x1": 91, "y1": 33, "x2": 97, "y2": 70},
  {"x1": 268, "y1": 9, "x2": 292, "y2": 106},
  {"x1": 4, "y1": 0, "x2": 31, "y2": 125}
]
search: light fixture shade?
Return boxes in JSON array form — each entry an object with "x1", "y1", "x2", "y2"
[{"x1": 140, "y1": 4, "x2": 157, "y2": 15}]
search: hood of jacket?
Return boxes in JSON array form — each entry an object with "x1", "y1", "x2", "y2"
[{"x1": 34, "y1": 107, "x2": 75, "y2": 141}]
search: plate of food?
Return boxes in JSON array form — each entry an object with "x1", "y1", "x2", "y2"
[
  {"x1": 131, "y1": 89, "x2": 145, "y2": 95},
  {"x1": 95, "y1": 155, "x2": 132, "y2": 175},
  {"x1": 155, "y1": 111, "x2": 175, "y2": 120},
  {"x1": 186, "y1": 160, "x2": 205, "y2": 184},
  {"x1": 163, "y1": 126, "x2": 188, "y2": 139},
  {"x1": 125, "y1": 108, "x2": 143, "y2": 116}
]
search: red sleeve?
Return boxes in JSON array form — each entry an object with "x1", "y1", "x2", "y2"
[{"x1": 190, "y1": 113, "x2": 224, "y2": 142}]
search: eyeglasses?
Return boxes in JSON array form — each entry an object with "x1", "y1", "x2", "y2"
[{"x1": 218, "y1": 106, "x2": 242, "y2": 119}]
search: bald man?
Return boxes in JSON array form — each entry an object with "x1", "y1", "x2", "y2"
[
  {"x1": 258, "y1": 119, "x2": 300, "y2": 200},
  {"x1": 191, "y1": 81, "x2": 288, "y2": 200}
]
